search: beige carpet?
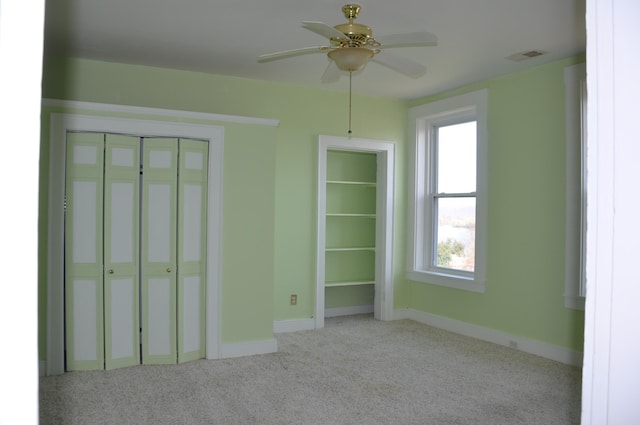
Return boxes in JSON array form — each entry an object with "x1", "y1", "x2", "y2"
[{"x1": 39, "y1": 314, "x2": 581, "y2": 424}]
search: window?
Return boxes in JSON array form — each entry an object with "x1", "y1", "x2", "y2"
[
  {"x1": 407, "y1": 90, "x2": 488, "y2": 292},
  {"x1": 564, "y1": 62, "x2": 586, "y2": 310}
]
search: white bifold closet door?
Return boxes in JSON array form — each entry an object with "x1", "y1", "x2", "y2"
[
  {"x1": 104, "y1": 134, "x2": 141, "y2": 370},
  {"x1": 141, "y1": 138, "x2": 208, "y2": 364},
  {"x1": 141, "y1": 138, "x2": 178, "y2": 364},
  {"x1": 65, "y1": 132, "x2": 107, "y2": 371},
  {"x1": 65, "y1": 133, "x2": 140, "y2": 370},
  {"x1": 65, "y1": 133, "x2": 208, "y2": 371},
  {"x1": 176, "y1": 139, "x2": 208, "y2": 363}
]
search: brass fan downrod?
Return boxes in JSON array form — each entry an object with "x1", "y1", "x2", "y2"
[
  {"x1": 339, "y1": 4, "x2": 367, "y2": 135},
  {"x1": 348, "y1": 71, "x2": 353, "y2": 135}
]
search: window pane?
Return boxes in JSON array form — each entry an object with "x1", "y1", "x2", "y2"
[
  {"x1": 435, "y1": 197, "x2": 475, "y2": 272},
  {"x1": 437, "y1": 121, "x2": 476, "y2": 193}
]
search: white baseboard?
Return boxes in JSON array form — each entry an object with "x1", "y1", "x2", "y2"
[
  {"x1": 219, "y1": 338, "x2": 278, "y2": 359},
  {"x1": 274, "y1": 318, "x2": 316, "y2": 334},
  {"x1": 325, "y1": 304, "x2": 374, "y2": 318},
  {"x1": 273, "y1": 306, "x2": 376, "y2": 333},
  {"x1": 393, "y1": 308, "x2": 413, "y2": 320},
  {"x1": 394, "y1": 308, "x2": 583, "y2": 367}
]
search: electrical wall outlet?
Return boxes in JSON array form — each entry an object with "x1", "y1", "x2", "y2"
[{"x1": 290, "y1": 294, "x2": 298, "y2": 305}]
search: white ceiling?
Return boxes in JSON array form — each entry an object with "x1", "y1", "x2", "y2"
[{"x1": 43, "y1": 0, "x2": 586, "y2": 100}]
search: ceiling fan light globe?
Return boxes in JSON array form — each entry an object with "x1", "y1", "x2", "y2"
[{"x1": 328, "y1": 47, "x2": 374, "y2": 72}]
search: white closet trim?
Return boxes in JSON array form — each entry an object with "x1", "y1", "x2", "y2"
[
  {"x1": 42, "y1": 99, "x2": 280, "y2": 128},
  {"x1": 46, "y1": 113, "x2": 224, "y2": 375}
]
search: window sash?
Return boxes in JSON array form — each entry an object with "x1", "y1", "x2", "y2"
[
  {"x1": 425, "y1": 118, "x2": 477, "y2": 276},
  {"x1": 563, "y1": 62, "x2": 586, "y2": 309},
  {"x1": 428, "y1": 193, "x2": 477, "y2": 273},
  {"x1": 433, "y1": 122, "x2": 477, "y2": 194}
]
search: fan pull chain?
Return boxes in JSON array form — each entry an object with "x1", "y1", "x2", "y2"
[{"x1": 348, "y1": 71, "x2": 353, "y2": 135}]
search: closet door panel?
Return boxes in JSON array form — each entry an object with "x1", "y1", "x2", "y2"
[
  {"x1": 104, "y1": 135, "x2": 140, "y2": 370},
  {"x1": 65, "y1": 132, "x2": 105, "y2": 371},
  {"x1": 177, "y1": 139, "x2": 208, "y2": 363},
  {"x1": 141, "y1": 138, "x2": 178, "y2": 364},
  {"x1": 181, "y1": 276, "x2": 202, "y2": 354},
  {"x1": 70, "y1": 279, "x2": 100, "y2": 363},
  {"x1": 107, "y1": 278, "x2": 136, "y2": 359},
  {"x1": 146, "y1": 184, "x2": 172, "y2": 262},
  {"x1": 146, "y1": 277, "x2": 173, "y2": 356}
]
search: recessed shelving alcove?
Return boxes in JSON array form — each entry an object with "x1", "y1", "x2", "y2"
[{"x1": 316, "y1": 136, "x2": 395, "y2": 328}]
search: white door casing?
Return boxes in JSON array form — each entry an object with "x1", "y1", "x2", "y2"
[
  {"x1": 316, "y1": 135, "x2": 395, "y2": 328},
  {"x1": 47, "y1": 113, "x2": 224, "y2": 375}
]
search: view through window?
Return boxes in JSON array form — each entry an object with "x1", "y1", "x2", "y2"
[{"x1": 434, "y1": 121, "x2": 476, "y2": 272}]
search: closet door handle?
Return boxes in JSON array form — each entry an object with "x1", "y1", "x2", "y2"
[
  {"x1": 166, "y1": 268, "x2": 172, "y2": 273},
  {"x1": 108, "y1": 269, "x2": 114, "y2": 274}
]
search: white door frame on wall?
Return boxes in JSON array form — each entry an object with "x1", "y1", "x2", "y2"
[
  {"x1": 316, "y1": 135, "x2": 396, "y2": 328},
  {"x1": 46, "y1": 110, "x2": 225, "y2": 375}
]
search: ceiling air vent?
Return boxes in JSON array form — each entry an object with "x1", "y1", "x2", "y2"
[{"x1": 506, "y1": 50, "x2": 548, "y2": 62}]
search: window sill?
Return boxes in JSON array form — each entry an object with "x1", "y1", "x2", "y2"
[{"x1": 407, "y1": 270, "x2": 486, "y2": 293}]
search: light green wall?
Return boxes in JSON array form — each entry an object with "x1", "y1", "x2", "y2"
[
  {"x1": 219, "y1": 123, "x2": 278, "y2": 343},
  {"x1": 407, "y1": 55, "x2": 586, "y2": 352},
  {"x1": 38, "y1": 57, "x2": 408, "y2": 359},
  {"x1": 38, "y1": 54, "x2": 585, "y2": 361}
]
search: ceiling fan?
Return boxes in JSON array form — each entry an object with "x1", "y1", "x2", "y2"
[{"x1": 257, "y1": 4, "x2": 438, "y2": 83}]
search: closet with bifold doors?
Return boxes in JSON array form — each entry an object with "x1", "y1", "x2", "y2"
[{"x1": 64, "y1": 132, "x2": 208, "y2": 371}]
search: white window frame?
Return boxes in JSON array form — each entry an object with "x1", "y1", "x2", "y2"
[
  {"x1": 564, "y1": 62, "x2": 587, "y2": 310},
  {"x1": 407, "y1": 89, "x2": 488, "y2": 292}
]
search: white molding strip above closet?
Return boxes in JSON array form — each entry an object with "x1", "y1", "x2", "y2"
[{"x1": 41, "y1": 99, "x2": 280, "y2": 127}]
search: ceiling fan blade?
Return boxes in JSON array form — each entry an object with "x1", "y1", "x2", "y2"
[
  {"x1": 302, "y1": 21, "x2": 349, "y2": 41},
  {"x1": 377, "y1": 32, "x2": 438, "y2": 49},
  {"x1": 321, "y1": 61, "x2": 341, "y2": 83},
  {"x1": 258, "y1": 46, "x2": 329, "y2": 63},
  {"x1": 372, "y1": 51, "x2": 427, "y2": 78}
]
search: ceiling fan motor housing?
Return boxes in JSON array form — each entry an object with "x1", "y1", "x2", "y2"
[
  {"x1": 333, "y1": 23, "x2": 373, "y2": 47},
  {"x1": 328, "y1": 4, "x2": 381, "y2": 72}
]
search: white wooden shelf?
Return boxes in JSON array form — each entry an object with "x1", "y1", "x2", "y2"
[
  {"x1": 326, "y1": 180, "x2": 376, "y2": 186},
  {"x1": 325, "y1": 247, "x2": 375, "y2": 252},
  {"x1": 325, "y1": 213, "x2": 376, "y2": 218},
  {"x1": 325, "y1": 280, "x2": 375, "y2": 287}
]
